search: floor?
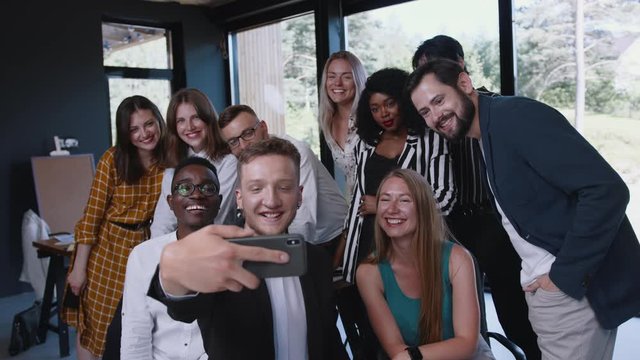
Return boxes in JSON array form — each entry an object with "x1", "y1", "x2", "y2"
[{"x1": 0, "y1": 290, "x2": 638, "y2": 359}]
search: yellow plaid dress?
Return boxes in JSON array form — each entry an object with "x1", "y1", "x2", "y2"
[{"x1": 61, "y1": 147, "x2": 163, "y2": 356}]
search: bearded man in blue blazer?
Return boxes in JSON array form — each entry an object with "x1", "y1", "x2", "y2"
[{"x1": 407, "y1": 59, "x2": 640, "y2": 360}]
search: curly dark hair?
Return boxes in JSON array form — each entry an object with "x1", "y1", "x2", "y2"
[{"x1": 356, "y1": 68, "x2": 425, "y2": 145}]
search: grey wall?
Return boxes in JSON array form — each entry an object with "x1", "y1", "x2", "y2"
[{"x1": 0, "y1": 0, "x2": 226, "y2": 296}]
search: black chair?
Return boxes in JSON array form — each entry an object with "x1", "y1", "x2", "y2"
[
  {"x1": 472, "y1": 253, "x2": 527, "y2": 360},
  {"x1": 334, "y1": 281, "x2": 381, "y2": 360}
]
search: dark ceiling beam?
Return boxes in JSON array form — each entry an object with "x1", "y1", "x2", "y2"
[
  {"x1": 342, "y1": 0, "x2": 414, "y2": 16},
  {"x1": 207, "y1": 0, "x2": 313, "y2": 31}
]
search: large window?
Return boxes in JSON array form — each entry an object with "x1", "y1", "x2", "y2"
[
  {"x1": 102, "y1": 21, "x2": 174, "y2": 144},
  {"x1": 513, "y1": 0, "x2": 640, "y2": 230},
  {"x1": 229, "y1": 13, "x2": 320, "y2": 155},
  {"x1": 346, "y1": 0, "x2": 501, "y2": 92}
]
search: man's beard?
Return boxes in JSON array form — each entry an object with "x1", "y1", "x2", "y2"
[{"x1": 446, "y1": 90, "x2": 475, "y2": 142}]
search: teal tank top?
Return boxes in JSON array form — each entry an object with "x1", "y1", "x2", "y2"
[{"x1": 378, "y1": 241, "x2": 454, "y2": 346}]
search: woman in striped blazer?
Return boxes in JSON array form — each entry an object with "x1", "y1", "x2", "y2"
[
  {"x1": 341, "y1": 68, "x2": 455, "y2": 284},
  {"x1": 336, "y1": 68, "x2": 455, "y2": 359}
]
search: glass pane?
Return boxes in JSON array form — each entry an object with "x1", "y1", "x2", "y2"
[
  {"x1": 231, "y1": 13, "x2": 320, "y2": 155},
  {"x1": 513, "y1": 0, "x2": 640, "y2": 230},
  {"x1": 346, "y1": 0, "x2": 500, "y2": 92},
  {"x1": 103, "y1": 22, "x2": 171, "y2": 69},
  {"x1": 108, "y1": 78, "x2": 172, "y2": 145}
]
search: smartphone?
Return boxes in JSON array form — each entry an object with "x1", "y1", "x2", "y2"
[{"x1": 227, "y1": 233, "x2": 307, "y2": 278}]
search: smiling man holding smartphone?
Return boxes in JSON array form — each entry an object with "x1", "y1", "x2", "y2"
[{"x1": 150, "y1": 137, "x2": 348, "y2": 360}]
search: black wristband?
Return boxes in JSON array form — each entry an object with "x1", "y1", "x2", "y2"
[{"x1": 406, "y1": 346, "x2": 423, "y2": 360}]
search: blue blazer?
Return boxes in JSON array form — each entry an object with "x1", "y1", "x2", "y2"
[{"x1": 477, "y1": 94, "x2": 640, "y2": 329}]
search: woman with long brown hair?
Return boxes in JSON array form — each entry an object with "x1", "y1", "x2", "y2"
[
  {"x1": 150, "y1": 88, "x2": 237, "y2": 236},
  {"x1": 357, "y1": 169, "x2": 492, "y2": 359},
  {"x1": 64, "y1": 95, "x2": 167, "y2": 359}
]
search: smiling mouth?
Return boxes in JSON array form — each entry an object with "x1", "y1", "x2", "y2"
[
  {"x1": 260, "y1": 212, "x2": 283, "y2": 221},
  {"x1": 186, "y1": 204, "x2": 208, "y2": 213},
  {"x1": 386, "y1": 218, "x2": 405, "y2": 225},
  {"x1": 184, "y1": 131, "x2": 201, "y2": 138},
  {"x1": 438, "y1": 113, "x2": 455, "y2": 131}
]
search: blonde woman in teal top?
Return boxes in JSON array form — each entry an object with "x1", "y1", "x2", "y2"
[{"x1": 357, "y1": 169, "x2": 491, "y2": 359}]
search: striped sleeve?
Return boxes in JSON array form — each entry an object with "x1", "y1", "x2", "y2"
[
  {"x1": 74, "y1": 147, "x2": 116, "y2": 245},
  {"x1": 422, "y1": 130, "x2": 456, "y2": 215}
]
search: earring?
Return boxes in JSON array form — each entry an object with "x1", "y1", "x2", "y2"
[
  {"x1": 297, "y1": 203, "x2": 301, "y2": 209},
  {"x1": 235, "y1": 208, "x2": 244, "y2": 219}
]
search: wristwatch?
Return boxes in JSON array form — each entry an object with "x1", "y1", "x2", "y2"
[{"x1": 406, "y1": 346, "x2": 423, "y2": 360}]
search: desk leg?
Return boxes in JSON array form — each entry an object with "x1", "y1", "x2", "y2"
[
  {"x1": 52, "y1": 255, "x2": 70, "y2": 357},
  {"x1": 38, "y1": 255, "x2": 56, "y2": 343}
]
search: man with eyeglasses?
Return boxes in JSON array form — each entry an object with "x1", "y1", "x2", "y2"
[
  {"x1": 150, "y1": 137, "x2": 349, "y2": 359},
  {"x1": 218, "y1": 104, "x2": 347, "y2": 258},
  {"x1": 119, "y1": 157, "x2": 221, "y2": 359}
]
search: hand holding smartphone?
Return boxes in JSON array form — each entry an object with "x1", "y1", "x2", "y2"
[{"x1": 227, "y1": 233, "x2": 307, "y2": 278}]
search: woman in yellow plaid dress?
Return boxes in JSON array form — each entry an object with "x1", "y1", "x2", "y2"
[{"x1": 62, "y1": 95, "x2": 167, "y2": 359}]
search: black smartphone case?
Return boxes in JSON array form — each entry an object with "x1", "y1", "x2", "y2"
[{"x1": 228, "y1": 233, "x2": 307, "y2": 278}]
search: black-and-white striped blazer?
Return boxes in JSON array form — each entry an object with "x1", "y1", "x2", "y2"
[{"x1": 341, "y1": 130, "x2": 456, "y2": 283}]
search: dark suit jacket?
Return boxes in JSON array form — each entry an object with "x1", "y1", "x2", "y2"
[
  {"x1": 149, "y1": 244, "x2": 348, "y2": 359},
  {"x1": 477, "y1": 94, "x2": 640, "y2": 329}
]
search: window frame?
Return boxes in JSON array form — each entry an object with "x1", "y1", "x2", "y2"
[{"x1": 102, "y1": 16, "x2": 186, "y2": 143}]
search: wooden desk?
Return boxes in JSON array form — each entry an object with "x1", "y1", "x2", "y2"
[{"x1": 33, "y1": 239, "x2": 72, "y2": 358}]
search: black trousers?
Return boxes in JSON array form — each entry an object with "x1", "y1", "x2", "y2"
[
  {"x1": 102, "y1": 298, "x2": 122, "y2": 360},
  {"x1": 447, "y1": 205, "x2": 541, "y2": 360}
]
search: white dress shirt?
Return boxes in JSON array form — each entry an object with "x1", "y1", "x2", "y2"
[
  {"x1": 265, "y1": 277, "x2": 308, "y2": 360},
  {"x1": 122, "y1": 232, "x2": 207, "y2": 360},
  {"x1": 281, "y1": 135, "x2": 347, "y2": 245},
  {"x1": 479, "y1": 140, "x2": 556, "y2": 287},
  {"x1": 150, "y1": 151, "x2": 238, "y2": 238}
]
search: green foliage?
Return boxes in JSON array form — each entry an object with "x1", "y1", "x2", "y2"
[
  {"x1": 282, "y1": 15, "x2": 318, "y2": 113},
  {"x1": 345, "y1": 12, "x2": 385, "y2": 74},
  {"x1": 285, "y1": 104, "x2": 321, "y2": 156},
  {"x1": 104, "y1": 37, "x2": 169, "y2": 69},
  {"x1": 514, "y1": 0, "x2": 640, "y2": 117},
  {"x1": 467, "y1": 38, "x2": 501, "y2": 92}
]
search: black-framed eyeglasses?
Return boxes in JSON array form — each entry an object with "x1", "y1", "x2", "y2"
[
  {"x1": 226, "y1": 121, "x2": 261, "y2": 148},
  {"x1": 172, "y1": 182, "x2": 219, "y2": 197}
]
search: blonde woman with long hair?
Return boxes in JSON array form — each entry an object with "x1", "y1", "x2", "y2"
[
  {"x1": 318, "y1": 50, "x2": 367, "y2": 197},
  {"x1": 357, "y1": 169, "x2": 493, "y2": 360}
]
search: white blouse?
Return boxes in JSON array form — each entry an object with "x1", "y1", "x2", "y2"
[{"x1": 323, "y1": 115, "x2": 358, "y2": 199}]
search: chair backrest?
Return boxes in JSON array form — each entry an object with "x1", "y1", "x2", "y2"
[
  {"x1": 465, "y1": 243, "x2": 527, "y2": 360},
  {"x1": 472, "y1": 254, "x2": 490, "y2": 343},
  {"x1": 31, "y1": 154, "x2": 95, "y2": 234}
]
